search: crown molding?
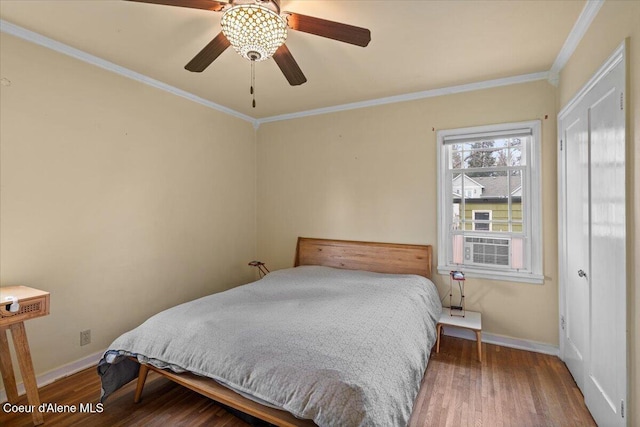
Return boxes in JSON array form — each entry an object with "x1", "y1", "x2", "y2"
[
  {"x1": 0, "y1": 19, "x2": 259, "y2": 127},
  {"x1": 256, "y1": 71, "x2": 549, "y2": 125},
  {"x1": 2, "y1": 0, "x2": 600, "y2": 129},
  {"x1": 548, "y1": 0, "x2": 604, "y2": 86}
]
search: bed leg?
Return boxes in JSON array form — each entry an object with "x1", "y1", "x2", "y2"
[{"x1": 134, "y1": 364, "x2": 149, "y2": 403}]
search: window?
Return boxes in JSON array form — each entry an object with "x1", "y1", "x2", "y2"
[
  {"x1": 472, "y1": 210, "x2": 492, "y2": 231},
  {"x1": 437, "y1": 120, "x2": 543, "y2": 283}
]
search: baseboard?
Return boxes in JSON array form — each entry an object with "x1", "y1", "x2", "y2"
[
  {"x1": 441, "y1": 327, "x2": 559, "y2": 356},
  {"x1": 0, "y1": 349, "x2": 106, "y2": 403}
]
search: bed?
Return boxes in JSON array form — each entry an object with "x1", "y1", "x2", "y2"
[{"x1": 98, "y1": 237, "x2": 442, "y2": 426}]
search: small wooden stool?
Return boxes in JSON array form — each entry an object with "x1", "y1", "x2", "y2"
[
  {"x1": 436, "y1": 309, "x2": 482, "y2": 362},
  {"x1": 0, "y1": 286, "x2": 50, "y2": 426}
]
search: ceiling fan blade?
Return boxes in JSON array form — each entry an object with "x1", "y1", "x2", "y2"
[
  {"x1": 125, "y1": 0, "x2": 227, "y2": 12},
  {"x1": 272, "y1": 44, "x2": 307, "y2": 86},
  {"x1": 185, "y1": 32, "x2": 231, "y2": 72},
  {"x1": 285, "y1": 12, "x2": 371, "y2": 47}
]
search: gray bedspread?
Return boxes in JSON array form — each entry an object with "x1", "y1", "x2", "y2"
[{"x1": 98, "y1": 266, "x2": 442, "y2": 426}]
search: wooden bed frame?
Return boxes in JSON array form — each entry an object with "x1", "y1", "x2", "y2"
[
  {"x1": 132, "y1": 237, "x2": 433, "y2": 426},
  {"x1": 295, "y1": 237, "x2": 432, "y2": 279}
]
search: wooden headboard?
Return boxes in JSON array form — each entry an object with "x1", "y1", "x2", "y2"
[{"x1": 294, "y1": 237, "x2": 433, "y2": 279}]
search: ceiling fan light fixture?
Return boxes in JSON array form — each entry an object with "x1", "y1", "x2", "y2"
[{"x1": 221, "y1": 4, "x2": 287, "y2": 62}]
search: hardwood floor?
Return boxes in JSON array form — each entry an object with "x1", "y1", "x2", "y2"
[
  {"x1": 0, "y1": 337, "x2": 595, "y2": 427},
  {"x1": 409, "y1": 337, "x2": 595, "y2": 427}
]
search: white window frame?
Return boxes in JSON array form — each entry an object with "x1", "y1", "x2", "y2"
[
  {"x1": 472, "y1": 210, "x2": 492, "y2": 231},
  {"x1": 437, "y1": 120, "x2": 543, "y2": 284}
]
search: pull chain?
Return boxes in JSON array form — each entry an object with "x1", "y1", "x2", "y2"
[{"x1": 250, "y1": 59, "x2": 256, "y2": 108}]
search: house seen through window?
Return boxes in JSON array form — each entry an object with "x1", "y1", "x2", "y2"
[{"x1": 437, "y1": 120, "x2": 543, "y2": 283}]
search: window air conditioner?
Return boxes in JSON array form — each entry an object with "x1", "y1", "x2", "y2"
[{"x1": 464, "y1": 237, "x2": 511, "y2": 267}]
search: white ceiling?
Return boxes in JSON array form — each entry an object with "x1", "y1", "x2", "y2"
[{"x1": 0, "y1": 0, "x2": 586, "y2": 120}]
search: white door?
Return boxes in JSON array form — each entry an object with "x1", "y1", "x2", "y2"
[
  {"x1": 561, "y1": 107, "x2": 589, "y2": 392},
  {"x1": 583, "y1": 53, "x2": 626, "y2": 427},
  {"x1": 559, "y1": 43, "x2": 626, "y2": 426}
]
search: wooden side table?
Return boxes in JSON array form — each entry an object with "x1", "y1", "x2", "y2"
[
  {"x1": 436, "y1": 309, "x2": 482, "y2": 362},
  {"x1": 0, "y1": 286, "x2": 50, "y2": 426}
]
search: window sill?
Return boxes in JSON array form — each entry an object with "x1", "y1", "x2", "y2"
[{"x1": 437, "y1": 266, "x2": 544, "y2": 284}]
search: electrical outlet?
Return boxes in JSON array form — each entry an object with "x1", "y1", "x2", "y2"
[{"x1": 80, "y1": 329, "x2": 91, "y2": 346}]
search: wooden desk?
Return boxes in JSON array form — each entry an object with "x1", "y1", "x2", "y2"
[
  {"x1": 0, "y1": 286, "x2": 50, "y2": 426},
  {"x1": 436, "y1": 309, "x2": 482, "y2": 362}
]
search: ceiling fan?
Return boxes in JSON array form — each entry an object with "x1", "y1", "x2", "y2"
[{"x1": 125, "y1": 0, "x2": 371, "y2": 88}]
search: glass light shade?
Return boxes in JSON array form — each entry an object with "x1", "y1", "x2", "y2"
[{"x1": 220, "y1": 4, "x2": 287, "y2": 62}]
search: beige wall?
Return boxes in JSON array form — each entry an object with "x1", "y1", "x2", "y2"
[
  {"x1": 0, "y1": 35, "x2": 257, "y2": 386},
  {"x1": 257, "y1": 79, "x2": 559, "y2": 345},
  {"x1": 559, "y1": 1, "x2": 639, "y2": 424}
]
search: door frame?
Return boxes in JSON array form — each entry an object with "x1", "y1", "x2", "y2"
[{"x1": 557, "y1": 40, "x2": 628, "y2": 422}]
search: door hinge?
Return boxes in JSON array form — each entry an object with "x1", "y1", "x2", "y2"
[
  {"x1": 620, "y1": 92, "x2": 624, "y2": 110},
  {"x1": 621, "y1": 400, "x2": 624, "y2": 418},
  {"x1": 560, "y1": 139, "x2": 563, "y2": 151},
  {"x1": 560, "y1": 315, "x2": 565, "y2": 330}
]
